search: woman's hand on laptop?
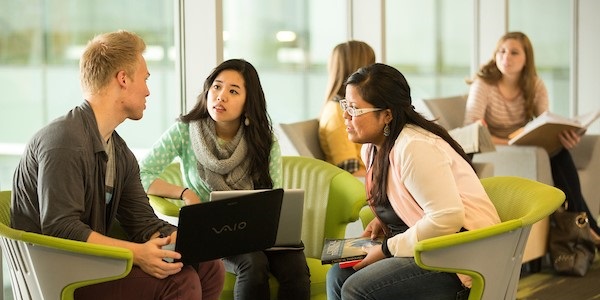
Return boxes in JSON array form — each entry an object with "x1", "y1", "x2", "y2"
[{"x1": 133, "y1": 237, "x2": 184, "y2": 279}]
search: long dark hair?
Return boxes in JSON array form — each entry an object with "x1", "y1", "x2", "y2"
[
  {"x1": 346, "y1": 63, "x2": 473, "y2": 206},
  {"x1": 180, "y1": 59, "x2": 274, "y2": 188}
]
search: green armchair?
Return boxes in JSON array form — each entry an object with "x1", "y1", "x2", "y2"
[
  {"x1": 0, "y1": 190, "x2": 133, "y2": 300},
  {"x1": 359, "y1": 176, "x2": 564, "y2": 300},
  {"x1": 147, "y1": 162, "x2": 185, "y2": 225},
  {"x1": 147, "y1": 156, "x2": 367, "y2": 299}
]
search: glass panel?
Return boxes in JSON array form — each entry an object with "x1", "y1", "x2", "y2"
[
  {"x1": 509, "y1": 0, "x2": 571, "y2": 116},
  {"x1": 0, "y1": 0, "x2": 176, "y2": 189},
  {"x1": 222, "y1": 0, "x2": 347, "y2": 124},
  {"x1": 385, "y1": 0, "x2": 473, "y2": 101}
]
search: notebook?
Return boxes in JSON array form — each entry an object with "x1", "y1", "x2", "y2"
[
  {"x1": 170, "y1": 188, "x2": 284, "y2": 265},
  {"x1": 210, "y1": 189, "x2": 305, "y2": 249}
]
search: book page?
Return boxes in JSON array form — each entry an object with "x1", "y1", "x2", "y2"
[
  {"x1": 573, "y1": 109, "x2": 600, "y2": 128},
  {"x1": 448, "y1": 120, "x2": 495, "y2": 154},
  {"x1": 477, "y1": 124, "x2": 496, "y2": 153},
  {"x1": 449, "y1": 123, "x2": 479, "y2": 154}
]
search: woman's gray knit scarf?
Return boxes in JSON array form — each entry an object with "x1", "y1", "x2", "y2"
[{"x1": 189, "y1": 119, "x2": 253, "y2": 191}]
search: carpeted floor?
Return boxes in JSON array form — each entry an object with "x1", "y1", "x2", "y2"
[{"x1": 517, "y1": 256, "x2": 600, "y2": 299}]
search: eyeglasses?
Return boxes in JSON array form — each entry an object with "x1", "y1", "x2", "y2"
[{"x1": 339, "y1": 99, "x2": 382, "y2": 117}]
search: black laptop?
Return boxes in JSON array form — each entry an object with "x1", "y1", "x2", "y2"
[
  {"x1": 209, "y1": 189, "x2": 304, "y2": 248},
  {"x1": 171, "y1": 188, "x2": 284, "y2": 265}
]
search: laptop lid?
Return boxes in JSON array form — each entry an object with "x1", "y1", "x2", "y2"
[
  {"x1": 175, "y1": 188, "x2": 283, "y2": 265},
  {"x1": 209, "y1": 189, "x2": 304, "y2": 248}
]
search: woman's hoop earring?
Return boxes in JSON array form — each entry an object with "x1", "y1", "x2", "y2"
[{"x1": 383, "y1": 124, "x2": 390, "y2": 137}]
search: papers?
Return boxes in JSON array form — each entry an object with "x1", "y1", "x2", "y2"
[
  {"x1": 508, "y1": 110, "x2": 600, "y2": 154},
  {"x1": 448, "y1": 121, "x2": 496, "y2": 154}
]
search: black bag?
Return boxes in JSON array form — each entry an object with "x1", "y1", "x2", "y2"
[{"x1": 548, "y1": 206, "x2": 596, "y2": 276}]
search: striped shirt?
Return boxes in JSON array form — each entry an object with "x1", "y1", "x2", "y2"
[{"x1": 464, "y1": 77, "x2": 548, "y2": 138}]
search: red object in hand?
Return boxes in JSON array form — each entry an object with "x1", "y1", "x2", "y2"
[{"x1": 339, "y1": 260, "x2": 362, "y2": 268}]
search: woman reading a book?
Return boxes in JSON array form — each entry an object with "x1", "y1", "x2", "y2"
[
  {"x1": 463, "y1": 31, "x2": 600, "y2": 242},
  {"x1": 326, "y1": 63, "x2": 501, "y2": 300}
]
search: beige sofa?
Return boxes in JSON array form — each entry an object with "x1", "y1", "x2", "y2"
[
  {"x1": 570, "y1": 135, "x2": 600, "y2": 218},
  {"x1": 473, "y1": 136, "x2": 600, "y2": 264},
  {"x1": 423, "y1": 95, "x2": 600, "y2": 267}
]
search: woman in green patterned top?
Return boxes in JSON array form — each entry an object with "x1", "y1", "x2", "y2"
[{"x1": 140, "y1": 59, "x2": 310, "y2": 300}]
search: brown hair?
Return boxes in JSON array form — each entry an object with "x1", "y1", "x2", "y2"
[
  {"x1": 468, "y1": 31, "x2": 538, "y2": 121},
  {"x1": 80, "y1": 30, "x2": 146, "y2": 95},
  {"x1": 325, "y1": 40, "x2": 376, "y2": 102}
]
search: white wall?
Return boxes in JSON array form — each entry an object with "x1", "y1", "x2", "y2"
[{"x1": 577, "y1": 0, "x2": 600, "y2": 133}]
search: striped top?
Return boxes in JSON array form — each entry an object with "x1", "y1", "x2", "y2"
[{"x1": 464, "y1": 77, "x2": 548, "y2": 138}]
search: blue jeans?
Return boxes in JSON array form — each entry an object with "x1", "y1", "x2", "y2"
[{"x1": 327, "y1": 257, "x2": 468, "y2": 300}]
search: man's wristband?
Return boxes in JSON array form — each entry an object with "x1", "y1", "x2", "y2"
[
  {"x1": 179, "y1": 187, "x2": 189, "y2": 200},
  {"x1": 381, "y1": 238, "x2": 393, "y2": 258}
]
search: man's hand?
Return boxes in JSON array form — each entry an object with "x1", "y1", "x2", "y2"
[{"x1": 133, "y1": 235, "x2": 184, "y2": 279}]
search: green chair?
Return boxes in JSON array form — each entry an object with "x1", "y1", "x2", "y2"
[
  {"x1": 147, "y1": 162, "x2": 185, "y2": 225},
  {"x1": 0, "y1": 190, "x2": 133, "y2": 300},
  {"x1": 359, "y1": 176, "x2": 565, "y2": 300},
  {"x1": 147, "y1": 156, "x2": 367, "y2": 300}
]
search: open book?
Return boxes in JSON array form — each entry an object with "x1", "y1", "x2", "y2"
[
  {"x1": 508, "y1": 110, "x2": 600, "y2": 154},
  {"x1": 320, "y1": 236, "x2": 382, "y2": 265},
  {"x1": 448, "y1": 121, "x2": 496, "y2": 154}
]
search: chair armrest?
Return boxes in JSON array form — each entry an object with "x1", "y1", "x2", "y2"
[
  {"x1": 414, "y1": 220, "x2": 524, "y2": 300},
  {"x1": 570, "y1": 134, "x2": 600, "y2": 170},
  {"x1": 148, "y1": 194, "x2": 183, "y2": 217},
  {"x1": 6, "y1": 228, "x2": 132, "y2": 299},
  {"x1": 473, "y1": 145, "x2": 553, "y2": 185},
  {"x1": 329, "y1": 174, "x2": 367, "y2": 227},
  {"x1": 359, "y1": 206, "x2": 375, "y2": 230},
  {"x1": 571, "y1": 134, "x2": 600, "y2": 218},
  {"x1": 414, "y1": 220, "x2": 521, "y2": 253},
  {"x1": 20, "y1": 230, "x2": 133, "y2": 260}
]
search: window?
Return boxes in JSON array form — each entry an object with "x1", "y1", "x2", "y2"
[
  {"x1": 0, "y1": 0, "x2": 177, "y2": 188},
  {"x1": 222, "y1": 0, "x2": 347, "y2": 124},
  {"x1": 509, "y1": 0, "x2": 571, "y2": 115},
  {"x1": 385, "y1": 0, "x2": 473, "y2": 99}
]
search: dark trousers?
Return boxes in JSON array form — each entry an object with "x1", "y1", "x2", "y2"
[
  {"x1": 550, "y1": 148, "x2": 599, "y2": 234},
  {"x1": 224, "y1": 249, "x2": 311, "y2": 300},
  {"x1": 74, "y1": 259, "x2": 225, "y2": 300}
]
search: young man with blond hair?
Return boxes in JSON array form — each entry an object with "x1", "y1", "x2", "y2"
[{"x1": 11, "y1": 30, "x2": 225, "y2": 300}]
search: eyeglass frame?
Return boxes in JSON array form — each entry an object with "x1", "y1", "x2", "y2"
[{"x1": 339, "y1": 99, "x2": 383, "y2": 117}]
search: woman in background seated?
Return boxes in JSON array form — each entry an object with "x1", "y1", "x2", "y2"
[
  {"x1": 139, "y1": 59, "x2": 310, "y2": 300},
  {"x1": 463, "y1": 31, "x2": 600, "y2": 243},
  {"x1": 326, "y1": 63, "x2": 501, "y2": 300},
  {"x1": 319, "y1": 40, "x2": 375, "y2": 177}
]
